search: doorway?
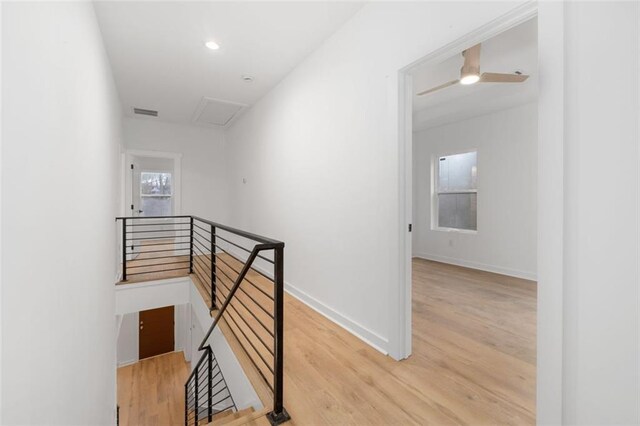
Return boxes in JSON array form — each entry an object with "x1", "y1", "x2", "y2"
[
  {"x1": 398, "y1": 13, "x2": 539, "y2": 424},
  {"x1": 127, "y1": 154, "x2": 176, "y2": 218},
  {"x1": 123, "y1": 150, "x2": 183, "y2": 260},
  {"x1": 139, "y1": 306, "x2": 175, "y2": 360}
]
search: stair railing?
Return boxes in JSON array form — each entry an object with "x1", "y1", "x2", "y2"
[
  {"x1": 185, "y1": 346, "x2": 236, "y2": 424},
  {"x1": 116, "y1": 215, "x2": 290, "y2": 425}
]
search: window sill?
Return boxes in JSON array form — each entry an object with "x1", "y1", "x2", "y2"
[{"x1": 432, "y1": 227, "x2": 477, "y2": 235}]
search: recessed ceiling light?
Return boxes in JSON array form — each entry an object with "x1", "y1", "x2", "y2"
[{"x1": 205, "y1": 41, "x2": 220, "y2": 50}]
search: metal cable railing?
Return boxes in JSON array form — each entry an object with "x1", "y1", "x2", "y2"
[
  {"x1": 185, "y1": 347, "x2": 236, "y2": 425},
  {"x1": 117, "y1": 215, "x2": 192, "y2": 281},
  {"x1": 115, "y1": 215, "x2": 290, "y2": 426}
]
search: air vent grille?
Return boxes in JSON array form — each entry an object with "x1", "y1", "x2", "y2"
[{"x1": 133, "y1": 107, "x2": 158, "y2": 117}]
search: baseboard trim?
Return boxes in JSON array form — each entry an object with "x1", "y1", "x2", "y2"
[
  {"x1": 283, "y1": 283, "x2": 389, "y2": 355},
  {"x1": 117, "y1": 359, "x2": 138, "y2": 367},
  {"x1": 413, "y1": 252, "x2": 537, "y2": 281}
]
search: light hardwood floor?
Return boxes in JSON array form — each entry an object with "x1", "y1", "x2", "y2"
[
  {"x1": 118, "y1": 351, "x2": 189, "y2": 426},
  {"x1": 118, "y1": 258, "x2": 536, "y2": 425},
  {"x1": 280, "y1": 259, "x2": 536, "y2": 425}
]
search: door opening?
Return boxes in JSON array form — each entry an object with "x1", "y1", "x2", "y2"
[
  {"x1": 397, "y1": 11, "x2": 539, "y2": 424},
  {"x1": 123, "y1": 150, "x2": 182, "y2": 261},
  {"x1": 129, "y1": 156, "x2": 175, "y2": 218}
]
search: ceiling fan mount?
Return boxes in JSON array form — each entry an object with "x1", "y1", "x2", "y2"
[{"x1": 416, "y1": 43, "x2": 529, "y2": 96}]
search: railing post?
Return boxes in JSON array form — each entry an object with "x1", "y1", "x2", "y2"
[
  {"x1": 194, "y1": 368, "x2": 199, "y2": 425},
  {"x1": 184, "y1": 383, "x2": 188, "y2": 426},
  {"x1": 189, "y1": 217, "x2": 194, "y2": 274},
  {"x1": 121, "y1": 218, "x2": 127, "y2": 281},
  {"x1": 267, "y1": 244, "x2": 290, "y2": 425},
  {"x1": 207, "y1": 348, "x2": 213, "y2": 422},
  {"x1": 211, "y1": 225, "x2": 216, "y2": 310}
]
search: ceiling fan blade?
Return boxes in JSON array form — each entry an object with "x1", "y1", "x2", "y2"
[
  {"x1": 480, "y1": 72, "x2": 529, "y2": 83},
  {"x1": 416, "y1": 79, "x2": 459, "y2": 96}
]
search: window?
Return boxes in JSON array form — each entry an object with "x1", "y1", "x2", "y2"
[
  {"x1": 140, "y1": 172, "x2": 172, "y2": 216},
  {"x1": 435, "y1": 151, "x2": 477, "y2": 231}
]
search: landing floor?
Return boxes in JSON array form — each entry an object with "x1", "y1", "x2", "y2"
[{"x1": 117, "y1": 351, "x2": 189, "y2": 426}]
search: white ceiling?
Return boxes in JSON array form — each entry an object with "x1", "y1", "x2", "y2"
[
  {"x1": 411, "y1": 18, "x2": 538, "y2": 131},
  {"x1": 94, "y1": 1, "x2": 364, "y2": 127}
]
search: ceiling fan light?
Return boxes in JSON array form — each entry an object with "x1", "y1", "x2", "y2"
[
  {"x1": 205, "y1": 40, "x2": 220, "y2": 50},
  {"x1": 460, "y1": 74, "x2": 480, "y2": 85}
]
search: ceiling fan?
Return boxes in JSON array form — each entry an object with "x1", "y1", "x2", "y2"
[{"x1": 416, "y1": 43, "x2": 529, "y2": 96}]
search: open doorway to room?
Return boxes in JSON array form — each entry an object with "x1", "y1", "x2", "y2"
[{"x1": 402, "y1": 17, "x2": 538, "y2": 423}]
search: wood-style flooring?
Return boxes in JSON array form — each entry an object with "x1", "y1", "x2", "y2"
[
  {"x1": 117, "y1": 258, "x2": 537, "y2": 425},
  {"x1": 118, "y1": 240, "x2": 190, "y2": 284},
  {"x1": 118, "y1": 351, "x2": 189, "y2": 426},
  {"x1": 280, "y1": 258, "x2": 536, "y2": 425}
]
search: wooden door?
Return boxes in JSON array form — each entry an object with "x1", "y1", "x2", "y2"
[{"x1": 139, "y1": 306, "x2": 175, "y2": 360}]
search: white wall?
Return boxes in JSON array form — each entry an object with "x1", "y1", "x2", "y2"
[
  {"x1": 117, "y1": 312, "x2": 139, "y2": 366},
  {"x1": 412, "y1": 102, "x2": 537, "y2": 280},
  {"x1": 1, "y1": 2, "x2": 121, "y2": 424},
  {"x1": 123, "y1": 117, "x2": 229, "y2": 222},
  {"x1": 224, "y1": 1, "x2": 526, "y2": 356},
  {"x1": 115, "y1": 276, "x2": 190, "y2": 315},
  {"x1": 0, "y1": 1, "x2": 4, "y2": 416},
  {"x1": 561, "y1": 2, "x2": 639, "y2": 424},
  {"x1": 175, "y1": 303, "x2": 189, "y2": 359}
]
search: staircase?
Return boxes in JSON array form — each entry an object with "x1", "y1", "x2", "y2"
[{"x1": 117, "y1": 215, "x2": 290, "y2": 426}]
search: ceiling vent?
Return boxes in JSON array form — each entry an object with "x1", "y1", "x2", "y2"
[
  {"x1": 192, "y1": 97, "x2": 246, "y2": 127},
  {"x1": 133, "y1": 107, "x2": 158, "y2": 117}
]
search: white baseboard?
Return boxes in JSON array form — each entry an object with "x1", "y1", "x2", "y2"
[
  {"x1": 412, "y1": 252, "x2": 537, "y2": 281},
  {"x1": 117, "y1": 358, "x2": 137, "y2": 367},
  {"x1": 283, "y1": 283, "x2": 389, "y2": 355}
]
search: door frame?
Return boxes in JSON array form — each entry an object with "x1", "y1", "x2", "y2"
[
  {"x1": 124, "y1": 149, "x2": 183, "y2": 217},
  {"x1": 395, "y1": 2, "x2": 565, "y2": 423}
]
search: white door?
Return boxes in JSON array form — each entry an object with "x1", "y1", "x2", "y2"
[
  {"x1": 131, "y1": 161, "x2": 143, "y2": 216},
  {"x1": 125, "y1": 152, "x2": 182, "y2": 259},
  {"x1": 125, "y1": 158, "x2": 142, "y2": 259}
]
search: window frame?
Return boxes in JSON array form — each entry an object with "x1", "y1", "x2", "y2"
[{"x1": 431, "y1": 149, "x2": 478, "y2": 234}]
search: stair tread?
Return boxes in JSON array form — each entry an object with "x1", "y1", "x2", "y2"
[
  {"x1": 212, "y1": 409, "x2": 236, "y2": 421},
  {"x1": 209, "y1": 407, "x2": 268, "y2": 426},
  {"x1": 226, "y1": 407, "x2": 255, "y2": 420}
]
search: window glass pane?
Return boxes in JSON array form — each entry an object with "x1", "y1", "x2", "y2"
[
  {"x1": 140, "y1": 196, "x2": 172, "y2": 217},
  {"x1": 438, "y1": 151, "x2": 477, "y2": 192},
  {"x1": 438, "y1": 193, "x2": 477, "y2": 231},
  {"x1": 141, "y1": 172, "x2": 172, "y2": 196}
]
